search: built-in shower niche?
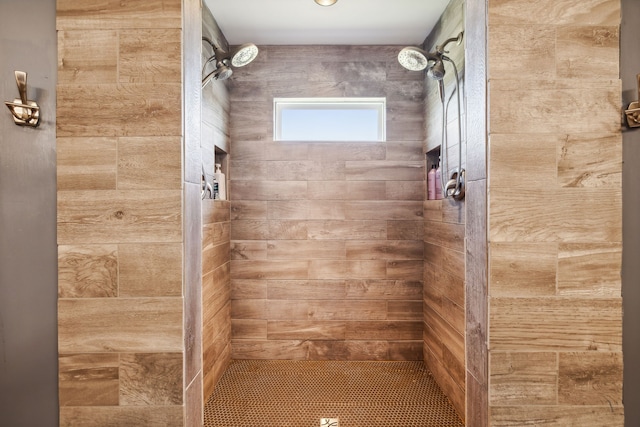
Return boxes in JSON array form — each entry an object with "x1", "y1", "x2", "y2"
[
  {"x1": 426, "y1": 147, "x2": 441, "y2": 201},
  {"x1": 212, "y1": 146, "x2": 228, "y2": 201}
]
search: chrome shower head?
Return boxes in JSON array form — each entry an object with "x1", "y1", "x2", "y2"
[
  {"x1": 427, "y1": 60, "x2": 445, "y2": 80},
  {"x1": 397, "y1": 46, "x2": 438, "y2": 71},
  {"x1": 202, "y1": 38, "x2": 258, "y2": 87},
  {"x1": 231, "y1": 43, "x2": 259, "y2": 67}
]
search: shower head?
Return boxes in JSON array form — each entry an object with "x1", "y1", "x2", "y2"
[
  {"x1": 231, "y1": 43, "x2": 259, "y2": 67},
  {"x1": 427, "y1": 60, "x2": 445, "y2": 80},
  {"x1": 397, "y1": 46, "x2": 438, "y2": 71},
  {"x1": 202, "y1": 38, "x2": 258, "y2": 87}
]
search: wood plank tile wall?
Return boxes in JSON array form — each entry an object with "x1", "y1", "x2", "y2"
[
  {"x1": 487, "y1": 0, "x2": 624, "y2": 425},
  {"x1": 422, "y1": 0, "x2": 467, "y2": 421},
  {"x1": 201, "y1": 7, "x2": 232, "y2": 400},
  {"x1": 228, "y1": 45, "x2": 425, "y2": 361},
  {"x1": 56, "y1": 0, "x2": 190, "y2": 425}
]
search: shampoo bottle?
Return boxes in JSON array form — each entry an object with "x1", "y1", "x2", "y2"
[
  {"x1": 214, "y1": 163, "x2": 226, "y2": 200},
  {"x1": 427, "y1": 165, "x2": 436, "y2": 200},
  {"x1": 435, "y1": 160, "x2": 443, "y2": 200}
]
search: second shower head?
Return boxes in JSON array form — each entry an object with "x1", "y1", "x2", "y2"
[{"x1": 397, "y1": 31, "x2": 463, "y2": 80}]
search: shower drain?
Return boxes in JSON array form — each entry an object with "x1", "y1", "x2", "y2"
[{"x1": 320, "y1": 418, "x2": 339, "y2": 427}]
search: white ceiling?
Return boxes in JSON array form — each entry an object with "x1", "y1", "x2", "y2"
[{"x1": 203, "y1": 0, "x2": 451, "y2": 46}]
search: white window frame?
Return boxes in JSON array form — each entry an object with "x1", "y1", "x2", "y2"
[{"x1": 273, "y1": 97, "x2": 386, "y2": 142}]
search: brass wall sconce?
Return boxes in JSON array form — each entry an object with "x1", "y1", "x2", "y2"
[
  {"x1": 5, "y1": 71, "x2": 40, "y2": 127},
  {"x1": 625, "y1": 74, "x2": 640, "y2": 128}
]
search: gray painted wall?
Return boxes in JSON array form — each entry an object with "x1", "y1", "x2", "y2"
[
  {"x1": 0, "y1": 0, "x2": 59, "y2": 425},
  {"x1": 621, "y1": 1, "x2": 640, "y2": 425}
]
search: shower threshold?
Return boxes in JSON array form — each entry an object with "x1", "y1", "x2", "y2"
[{"x1": 203, "y1": 360, "x2": 464, "y2": 427}]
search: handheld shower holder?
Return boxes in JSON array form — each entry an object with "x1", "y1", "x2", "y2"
[
  {"x1": 625, "y1": 74, "x2": 640, "y2": 128},
  {"x1": 5, "y1": 71, "x2": 40, "y2": 127}
]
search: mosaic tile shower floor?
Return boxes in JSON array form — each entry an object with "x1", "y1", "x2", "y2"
[{"x1": 204, "y1": 360, "x2": 464, "y2": 427}]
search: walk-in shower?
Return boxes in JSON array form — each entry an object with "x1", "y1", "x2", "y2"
[{"x1": 398, "y1": 32, "x2": 465, "y2": 200}]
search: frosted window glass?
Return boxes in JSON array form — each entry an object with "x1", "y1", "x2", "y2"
[{"x1": 274, "y1": 98, "x2": 386, "y2": 142}]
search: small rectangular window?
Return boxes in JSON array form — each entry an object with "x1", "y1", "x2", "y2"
[{"x1": 274, "y1": 97, "x2": 386, "y2": 142}]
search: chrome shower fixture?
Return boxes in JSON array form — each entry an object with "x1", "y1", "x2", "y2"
[
  {"x1": 398, "y1": 31, "x2": 465, "y2": 201},
  {"x1": 202, "y1": 37, "x2": 259, "y2": 87},
  {"x1": 397, "y1": 31, "x2": 463, "y2": 80}
]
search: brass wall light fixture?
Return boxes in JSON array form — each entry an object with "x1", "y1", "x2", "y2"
[
  {"x1": 202, "y1": 37, "x2": 259, "y2": 88},
  {"x1": 625, "y1": 74, "x2": 640, "y2": 128},
  {"x1": 5, "y1": 71, "x2": 40, "y2": 127}
]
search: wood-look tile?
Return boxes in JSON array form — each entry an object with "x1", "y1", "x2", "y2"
[
  {"x1": 386, "y1": 260, "x2": 423, "y2": 280},
  {"x1": 117, "y1": 137, "x2": 181, "y2": 190},
  {"x1": 231, "y1": 280, "x2": 268, "y2": 300},
  {"x1": 345, "y1": 321, "x2": 422, "y2": 340},
  {"x1": 558, "y1": 351, "x2": 622, "y2": 405},
  {"x1": 488, "y1": 0, "x2": 620, "y2": 26},
  {"x1": 119, "y1": 29, "x2": 181, "y2": 83},
  {"x1": 306, "y1": 143, "x2": 386, "y2": 162},
  {"x1": 203, "y1": 265, "x2": 231, "y2": 322},
  {"x1": 345, "y1": 201, "x2": 423, "y2": 220},
  {"x1": 269, "y1": 220, "x2": 309, "y2": 239},
  {"x1": 59, "y1": 406, "x2": 184, "y2": 427},
  {"x1": 384, "y1": 141, "x2": 424, "y2": 161},
  {"x1": 57, "y1": 137, "x2": 117, "y2": 190},
  {"x1": 490, "y1": 242, "x2": 557, "y2": 297},
  {"x1": 306, "y1": 200, "x2": 346, "y2": 220},
  {"x1": 57, "y1": 30, "x2": 117, "y2": 84},
  {"x1": 490, "y1": 405, "x2": 624, "y2": 427},
  {"x1": 488, "y1": 25, "x2": 555, "y2": 79},
  {"x1": 229, "y1": 220, "x2": 269, "y2": 241},
  {"x1": 230, "y1": 299, "x2": 267, "y2": 320},
  {"x1": 424, "y1": 200, "x2": 443, "y2": 221},
  {"x1": 57, "y1": 190, "x2": 181, "y2": 244},
  {"x1": 231, "y1": 340, "x2": 309, "y2": 360},
  {"x1": 490, "y1": 297, "x2": 622, "y2": 351},
  {"x1": 345, "y1": 240, "x2": 423, "y2": 261},
  {"x1": 119, "y1": 353, "x2": 182, "y2": 405},
  {"x1": 267, "y1": 240, "x2": 348, "y2": 260},
  {"x1": 118, "y1": 243, "x2": 181, "y2": 297},
  {"x1": 557, "y1": 133, "x2": 622, "y2": 188},
  {"x1": 423, "y1": 346, "x2": 465, "y2": 419},
  {"x1": 267, "y1": 321, "x2": 346, "y2": 340},
  {"x1": 307, "y1": 181, "x2": 348, "y2": 200},
  {"x1": 345, "y1": 280, "x2": 422, "y2": 300},
  {"x1": 202, "y1": 241, "x2": 230, "y2": 274},
  {"x1": 386, "y1": 220, "x2": 423, "y2": 240},
  {"x1": 202, "y1": 200, "x2": 230, "y2": 224},
  {"x1": 204, "y1": 344, "x2": 231, "y2": 398},
  {"x1": 489, "y1": 352, "x2": 557, "y2": 405},
  {"x1": 58, "y1": 298, "x2": 182, "y2": 353},
  {"x1": 56, "y1": 0, "x2": 182, "y2": 30},
  {"x1": 489, "y1": 188, "x2": 622, "y2": 243},
  {"x1": 232, "y1": 319, "x2": 267, "y2": 339},
  {"x1": 307, "y1": 220, "x2": 387, "y2": 240},
  {"x1": 203, "y1": 222, "x2": 230, "y2": 249},
  {"x1": 308, "y1": 260, "x2": 387, "y2": 280},
  {"x1": 231, "y1": 201, "x2": 268, "y2": 220},
  {"x1": 57, "y1": 84, "x2": 181, "y2": 137},
  {"x1": 489, "y1": 133, "x2": 558, "y2": 190},
  {"x1": 387, "y1": 300, "x2": 422, "y2": 321},
  {"x1": 557, "y1": 242, "x2": 621, "y2": 297},
  {"x1": 231, "y1": 260, "x2": 309, "y2": 280},
  {"x1": 425, "y1": 307, "x2": 464, "y2": 364},
  {"x1": 489, "y1": 79, "x2": 620, "y2": 135},
  {"x1": 344, "y1": 181, "x2": 386, "y2": 200},
  {"x1": 231, "y1": 240, "x2": 268, "y2": 260},
  {"x1": 267, "y1": 200, "x2": 309, "y2": 219},
  {"x1": 384, "y1": 181, "x2": 424, "y2": 201},
  {"x1": 345, "y1": 161, "x2": 424, "y2": 181},
  {"x1": 268, "y1": 280, "x2": 346, "y2": 300},
  {"x1": 556, "y1": 26, "x2": 620, "y2": 79},
  {"x1": 59, "y1": 354, "x2": 119, "y2": 406},
  {"x1": 185, "y1": 371, "x2": 203, "y2": 427},
  {"x1": 58, "y1": 245, "x2": 118, "y2": 298},
  {"x1": 424, "y1": 220, "x2": 465, "y2": 252},
  {"x1": 229, "y1": 180, "x2": 307, "y2": 201}
]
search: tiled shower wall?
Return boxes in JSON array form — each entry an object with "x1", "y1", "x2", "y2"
[
  {"x1": 422, "y1": 0, "x2": 467, "y2": 419},
  {"x1": 487, "y1": 0, "x2": 624, "y2": 425},
  {"x1": 228, "y1": 45, "x2": 426, "y2": 360},
  {"x1": 56, "y1": 0, "x2": 196, "y2": 425},
  {"x1": 201, "y1": 4, "x2": 233, "y2": 400}
]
